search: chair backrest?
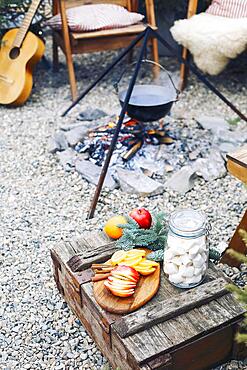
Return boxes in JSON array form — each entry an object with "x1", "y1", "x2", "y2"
[{"x1": 64, "y1": 0, "x2": 132, "y2": 11}]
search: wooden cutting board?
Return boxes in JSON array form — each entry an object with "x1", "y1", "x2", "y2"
[{"x1": 93, "y1": 250, "x2": 160, "y2": 314}]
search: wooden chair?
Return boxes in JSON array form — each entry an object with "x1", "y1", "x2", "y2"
[
  {"x1": 52, "y1": 0, "x2": 159, "y2": 100},
  {"x1": 179, "y1": 0, "x2": 198, "y2": 90}
]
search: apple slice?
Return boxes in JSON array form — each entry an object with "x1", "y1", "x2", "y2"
[
  {"x1": 106, "y1": 280, "x2": 136, "y2": 291},
  {"x1": 111, "y1": 265, "x2": 140, "y2": 283},
  {"x1": 108, "y1": 276, "x2": 136, "y2": 287},
  {"x1": 109, "y1": 288, "x2": 135, "y2": 297},
  {"x1": 104, "y1": 281, "x2": 135, "y2": 297}
]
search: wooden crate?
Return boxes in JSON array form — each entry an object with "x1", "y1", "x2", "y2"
[{"x1": 51, "y1": 231, "x2": 246, "y2": 370}]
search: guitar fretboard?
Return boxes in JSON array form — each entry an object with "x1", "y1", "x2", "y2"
[{"x1": 13, "y1": 0, "x2": 41, "y2": 48}]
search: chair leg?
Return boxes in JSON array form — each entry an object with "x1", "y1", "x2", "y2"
[
  {"x1": 151, "y1": 38, "x2": 159, "y2": 78},
  {"x1": 180, "y1": 0, "x2": 198, "y2": 90},
  {"x1": 180, "y1": 47, "x2": 189, "y2": 91},
  {"x1": 52, "y1": 35, "x2": 59, "y2": 72},
  {"x1": 66, "y1": 50, "x2": 77, "y2": 101},
  {"x1": 59, "y1": 0, "x2": 78, "y2": 101}
]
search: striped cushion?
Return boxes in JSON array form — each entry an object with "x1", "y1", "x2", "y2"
[
  {"x1": 47, "y1": 4, "x2": 144, "y2": 32},
  {"x1": 206, "y1": 0, "x2": 247, "y2": 18}
]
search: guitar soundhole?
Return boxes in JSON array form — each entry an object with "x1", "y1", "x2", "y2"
[{"x1": 9, "y1": 47, "x2": 20, "y2": 59}]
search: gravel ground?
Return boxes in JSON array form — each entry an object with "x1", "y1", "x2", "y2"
[{"x1": 1, "y1": 37, "x2": 247, "y2": 370}]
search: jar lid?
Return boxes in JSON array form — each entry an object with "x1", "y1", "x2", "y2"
[{"x1": 169, "y1": 208, "x2": 207, "y2": 237}]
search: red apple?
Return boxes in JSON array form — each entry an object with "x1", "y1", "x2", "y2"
[{"x1": 129, "y1": 208, "x2": 152, "y2": 229}]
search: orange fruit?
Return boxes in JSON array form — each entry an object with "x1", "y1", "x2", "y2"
[{"x1": 103, "y1": 216, "x2": 127, "y2": 239}]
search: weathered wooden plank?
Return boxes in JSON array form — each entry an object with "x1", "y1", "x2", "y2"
[
  {"x1": 82, "y1": 281, "x2": 120, "y2": 333},
  {"x1": 52, "y1": 241, "x2": 76, "y2": 266},
  {"x1": 114, "y1": 278, "x2": 228, "y2": 338},
  {"x1": 170, "y1": 325, "x2": 233, "y2": 370},
  {"x1": 83, "y1": 230, "x2": 113, "y2": 249},
  {"x1": 147, "y1": 353, "x2": 172, "y2": 370},
  {"x1": 52, "y1": 243, "x2": 82, "y2": 290},
  {"x1": 121, "y1": 293, "x2": 241, "y2": 364},
  {"x1": 111, "y1": 330, "x2": 142, "y2": 370},
  {"x1": 216, "y1": 293, "x2": 246, "y2": 317},
  {"x1": 67, "y1": 246, "x2": 117, "y2": 272},
  {"x1": 118, "y1": 324, "x2": 173, "y2": 365},
  {"x1": 69, "y1": 236, "x2": 91, "y2": 254},
  {"x1": 66, "y1": 233, "x2": 117, "y2": 272}
]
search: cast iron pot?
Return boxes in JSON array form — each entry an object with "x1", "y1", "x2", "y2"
[{"x1": 119, "y1": 84, "x2": 177, "y2": 122}]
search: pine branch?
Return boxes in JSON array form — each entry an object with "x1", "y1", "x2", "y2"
[
  {"x1": 116, "y1": 212, "x2": 168, "y2": 257},
  {"x1": 209, "y1": 248, "x2": 221, "y2": 262},
  {"x1": 147, "y1": 249, "x2": 164, "y2": 261}
]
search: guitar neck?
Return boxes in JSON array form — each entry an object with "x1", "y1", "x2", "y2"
[{"x1": 13, "y1": 0, "x2": 41, "y2": 48}]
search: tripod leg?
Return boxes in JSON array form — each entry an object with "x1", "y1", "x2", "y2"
[{"x1": 87, "y1": 29, "x2": 151, "y2": 219}]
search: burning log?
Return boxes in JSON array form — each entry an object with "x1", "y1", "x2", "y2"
[{"x1": 75, "y1": 117, "x2": 175, "y2": 165}]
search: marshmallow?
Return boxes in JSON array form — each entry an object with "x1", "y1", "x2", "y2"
[
  {"x1": 169, "y1": 244, "x2": 186, "y2": 255},
  {"x1": 164, "y1": 248, "x2": 175, "y2": 261},
  {"x1": 169, "y1": 272, "x2": 184, "y2": 285},
  {"x1": 201, "y1": 252, "x2": 208, "y2": 262},
  {"x1": 182, "y1": 265, "x2": 195, "y2": 278},
  {"x1": 171, "y1": 255, "x2": 184, "y2": 266},
  {"x1": 193, "y1": 254, "x2": 204, "y2": 268},
  {"x1": 194, "y1": 266, "x2": 203, "y2": 276},
  {"x1": 164, "y1": 262, "x2": 179, "y2": 275},
  {"x1": 188, "y1": 244, "x2": 201, "y2": 257},
  {"x1": 184, "y1": 274, "x2": 202, "y2": 285},
  {"x1": 180, "y1": 254, "x2": 193, "y2": 266}
]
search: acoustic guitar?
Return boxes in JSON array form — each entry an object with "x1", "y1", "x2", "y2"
[{"x1": 0, "y1": 0, "x2": 45, "y2": 106}]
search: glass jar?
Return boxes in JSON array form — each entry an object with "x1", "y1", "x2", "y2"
[{"x1": 163, "y1": 208, "x2": 208, "y2": 289}]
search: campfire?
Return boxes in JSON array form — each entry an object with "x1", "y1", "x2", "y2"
[{"x1": 75, "y1": 116, "x2": 174, "y2": 166}]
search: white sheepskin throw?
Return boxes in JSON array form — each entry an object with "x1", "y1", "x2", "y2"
[{"x1": 170, "y1": 13, "x2": 247, "y2": 75}]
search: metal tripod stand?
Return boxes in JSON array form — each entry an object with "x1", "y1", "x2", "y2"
[{"x1": 62, "y1": 26, "x2": 247, "y2": 219}]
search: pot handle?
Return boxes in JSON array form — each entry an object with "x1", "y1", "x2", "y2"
[{"x1": 113, "y1": 59, "x2": 180, "y2": 99}]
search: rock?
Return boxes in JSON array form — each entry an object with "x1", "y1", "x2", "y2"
[
  {"x1": 164, "y1": 164, "x2": 174, "y2": 173},
  {"x1": 57, "y1": 149, "x2": 77, "y2": 172},
  {"x1": 75, "y1": 160, "x2": 117, "y2": 190},
  {"x1": 217, "y1": 129, "x2": 247, "y2": 144},
  {"x1": 80, "y1": 353, "x2": 88, "y2": 360},
  {"x1": 48, "y1": 131, "x2": 68, "y2": 153},
  {"x1": 78, "y1": 108, "x2": 107, "y2": 121},
  {"x1": 218, "y1": 142, "x2": 236, "y2": 154},
  {"x1": 189, "y1": 149, "x2": 200, "y2": 161},
  {"x1": 65, "y1": 126, "x2": 89, "y2": 147},
  {"x1": 193, "y1": 149, "x2": 226, "y2": 181},
  {"x1": 196, "y1": 115, "x2": 229, "y2": 134},
  {"x1": 138, "y1": 159, "x2": 164, "y2": 177},
  {"x1": 164, "y1": 166, "x2": 197, "y2": 194},
  {"x1": 116, "y1": 168, "x2": 163, "y2": 196}
]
